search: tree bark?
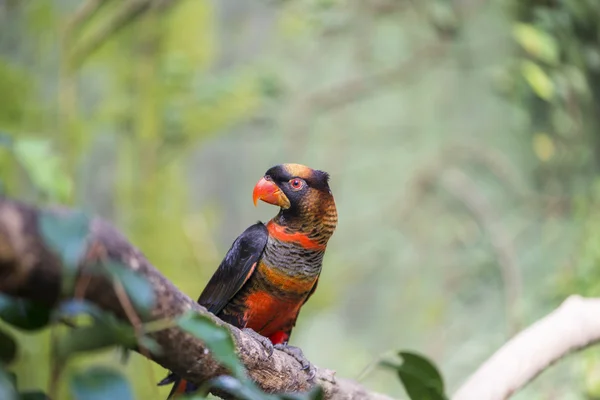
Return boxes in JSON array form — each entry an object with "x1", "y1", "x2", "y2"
[{"x1": 0, "y1": 197, "x2": 392, "y2": 400}]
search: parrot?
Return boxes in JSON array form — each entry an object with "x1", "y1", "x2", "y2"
[{"x1": 158, "y1": 163, "x2": 338, "y2": 398}]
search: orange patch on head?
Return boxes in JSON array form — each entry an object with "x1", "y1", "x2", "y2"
[
  {"x1": 282, "y1": 163, "x2": 313, "y2": 179},
  {"x1": 267, "y1": 221, "x2": 326, "y2": 251}
]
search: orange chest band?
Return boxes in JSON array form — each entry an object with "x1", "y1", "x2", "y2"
[{"x1": 266, "y1": 222, "x2": 326, "y2": 251}]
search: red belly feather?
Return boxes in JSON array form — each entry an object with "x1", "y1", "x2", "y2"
[{"x1": 244, "y1": 290, "x2": 302, "y2": 344}]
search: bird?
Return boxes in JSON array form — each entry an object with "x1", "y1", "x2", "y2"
[{"x1": 158, "y1": 163, "x2": 338, "y2": 398}]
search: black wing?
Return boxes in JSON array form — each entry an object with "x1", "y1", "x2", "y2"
[{"x1": 197, "y1": 222, "x2": 268, "y2": 315}]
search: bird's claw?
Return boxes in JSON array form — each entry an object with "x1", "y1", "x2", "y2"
[
  {"x1": 242, "y1": 328, "x2": 274, "y2": 357},
  {"x1": 274, "y1": 344, "x2": 316, "y2": 382}
]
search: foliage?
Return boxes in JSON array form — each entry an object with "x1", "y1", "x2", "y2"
[
  {"x1": 70, "y1": 367, "x2": 133, "y2": 400},
  {"x1": 381, "y1": 352, "x2": 448, "y2": 400},
  {"x1": 500, "y1": 0, "x2": 600, "y2": 194},
  {"x1": 0, "y1": 135, "x2": 72, "y2": 203}
]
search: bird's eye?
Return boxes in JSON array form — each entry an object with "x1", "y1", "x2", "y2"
[
  {"x1": 264, "y1": 175, "x2": 272, "y2": 181},
  {"x1": 289, "y1": 178, "x2": 304, "y2": 191}
]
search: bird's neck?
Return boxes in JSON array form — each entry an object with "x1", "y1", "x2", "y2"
[{"x1": 270, "y1": 196, "x2": 337, "y2": 248}]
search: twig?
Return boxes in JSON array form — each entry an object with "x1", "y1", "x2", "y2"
[
  {"x1": 64, "y1": 0, "x2": 108, "y2": 37},
  {"x1": 453, "y1": 295, "x2": 600, "y2": 400},
  {"x1": 112, "y1": 276, "x2": 159, "y2": 395},
  {"x1": 440, "y1": 168, "x2": 523, "y2": 335},
  {"x1": 68, "y1": 0, "x2": 152, "y2": 67},
  {"x1": 284, "y1": 39, "x2": 450, "y2": 138}
]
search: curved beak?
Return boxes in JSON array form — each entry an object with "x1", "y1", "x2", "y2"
[{"x1": 252, "y1": 177, "x2": 290, "y2": 209}]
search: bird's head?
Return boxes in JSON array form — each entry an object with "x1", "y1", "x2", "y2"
[{"x1": 252, "y1": 163, "x2": 335, "y2": 218}]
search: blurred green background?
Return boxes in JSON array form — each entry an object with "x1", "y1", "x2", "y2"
[{"x1": 2, "y1": 0, "x2": 600, "y2": 399}]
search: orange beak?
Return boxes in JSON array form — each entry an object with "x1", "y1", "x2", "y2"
[{"x1": 252, "y1": 177, "x2": 290, "y2": 209}]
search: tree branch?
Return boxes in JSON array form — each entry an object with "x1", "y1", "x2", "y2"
[
  {"x1": 283, "y1": 39, "x2": 450, "y2": 139},
  {"x1": 64, "y1": 0, "x2": 108, "y2": 37},
  {"x1": 0, "y1": 197, "x2": 392, "y2": 400},
  {"x1": 66, "y1": 0, "x2": 179, "y2": 68},
  {"x1": 453, "y1": 295, "x2": 600, "y2": 400},
  {"x1": 440, "y1": 168, "x2": 523, "y2": 335}
]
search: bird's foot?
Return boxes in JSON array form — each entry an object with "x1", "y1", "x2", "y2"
[
  {"x1": 242, "y1": 328, "x2": 274, "y2": 357},
  {"x1": 274, "y1": 343, "x2": 317, "y2": 382}
]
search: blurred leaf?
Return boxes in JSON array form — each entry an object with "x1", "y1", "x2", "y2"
[
  {"x1": 102, "y1": 261, "x2": 156, "y2": 318},
  {"x1": 54, "y1": 299, "x2": 106, "y2": 322},
  {"x1": 0, "y1": 369, "x2": 17, "y2": 400},
  {"x1": 0, "y1": 295, "x2": 51, "y2": 331},
  {"x1": 258, "y1": 73, "x2": 284, "y2": 99},
  {"x1": 563, "y1": 66, "x2": 589, "y2": 97},
  {"x1": 19, "y1": 392, "x2": 51, "y2": 400},
  {"x1": 70, "y1": 367, "x2": 133, "y2": 400},
  {"x1": 428, "y1": 1, "x2": 458, "y2": 35},
  {"x1": 12, "y1": 138, "x2": 72, "y2": 202},
  {"x1": 532, "y1": 133, "x2": 555, "y2": 161},
  {"x1": 39, "y1": 210, "x2": 89, "y2": 296},
  {"x1": 381, "y1": 351, "x2": 447, "y2": 400},
  {"x1": 54, "y1": 299, "x2": 162, "y2": 361},
  {"x1": 0, "y1": 60, "x2": 30, "y2": 128},
  {"x1": 520, "y1": 60, "x2": 554, "y2": 101},
  {"x1": 177, "y1": 311, "x2": 245, "y2": 379},
  {"x1": 513, "y1": 23, "x2": 559, "y2": 64},
  {"x1": 0, "y1": 328, "x2": 17, "y2": 364},
  {"x1": 584, "y1": 46, "x2": 600, "y2": 72},
  {"x1": 163, "y1": 0, "x2": 214, "y2": 71},
  {"x1": 55, "y1": 325, "x2": 130, "y2": 362},
  {"x1": 138, "y1": 336, "x2": 162, "y2": 356},
  {"x1": 203, "y1": 375, "x2": 272, "y2": 400}
]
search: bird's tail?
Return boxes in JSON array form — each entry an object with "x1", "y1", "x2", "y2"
[{"x1": 158, "y1": 372, "x2": 198, "y2": 399}]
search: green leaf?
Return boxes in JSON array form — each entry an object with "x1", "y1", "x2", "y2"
[
  {"x1": 39, "y1": 210, "x2": 90, "y2": 296},
  {"x1": 0, "y1": 295, "x2": 51, "y2": 331},
  {"x1": 70, "y1": 367, "x2": 133, "y2": 400},
  {"x1": 428, "y1": 1, "x2": 458, "y2": 34},
  {"x1": 55, "y1": 299, "x2": 106, "y2": 322},
  {"x1": 520, "y1": 60, "x2": 554, "y2": 101},
  {"x1": 55, "y1": 326, "x2": 127, "y2": 363},
  {"x1": 12, "y1": 138, "x2": 72, "y2": 202},
  {"x1": 102, "y1": 262, "x2": 156, "y2": 318},
  {"x1": 177, "y1": 312, "x2": 245, "y2": 379},
  {"x1": 19, "y1": 392, "x2": 51, "y2": 400},
  {"x1": 381, "y1": 351, "x2": 447, "y2": 400},
  {"x1": 512, "y1": 23, "x2": 559, "y2": 64},
  {"x1": 137, "y1": 336, "x2": 162, "y2": 356},
  {"x1": 0, "y1": 328, "x2": 17, "y2": 364},
  {"x1": 0, "y1": 369, "x2": 17, "y2": 400},
  {"x1": 204, "y1": 376, "x2": 273, "y2": 400},
  {"x1": 54, "y1": 299, "x2": 161, "y2": 360}
]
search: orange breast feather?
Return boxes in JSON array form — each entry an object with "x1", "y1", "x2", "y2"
[{"x1": 243, "y1": 264, "x2": 317, "y2": 339}]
